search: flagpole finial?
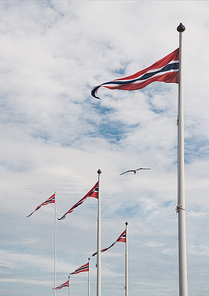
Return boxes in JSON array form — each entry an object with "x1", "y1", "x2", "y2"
[
  {"x1": 125, "y1": 221, "x2": 128, "y2": 225},
  {"x1": 177, "y1": 23, "x2": 185, "y2": 32},
  {"x1": 97, "y1": 169, "x2": 102, "y2": 174}
]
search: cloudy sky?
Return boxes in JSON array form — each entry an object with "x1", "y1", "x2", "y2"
[{"x1": 0, "y1": 1, "x2": 209, "y2": 296}]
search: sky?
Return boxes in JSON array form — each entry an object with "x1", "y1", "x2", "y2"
[{"x1": 0, "y1": 1, "x2": 209, "y2": 296}]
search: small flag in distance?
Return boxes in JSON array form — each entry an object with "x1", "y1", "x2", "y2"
[{"x1": 26, "y1": 193, "x2": 55, "y2": 218}]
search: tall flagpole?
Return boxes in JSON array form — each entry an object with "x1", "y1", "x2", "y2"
[
  {"x1": 176, "y1": 23, "x2": 188, "y2": 296},
  {"x1": 54, "y1": 192, "x2": 57, "y2": 296},
  {"x1": 88, "y1": 258, "x2": 90, "y2": 296},
  {"x1": 68, "y1": 276, "x2": 70, "y2": 296},
  {"x1": 97, "y1": 169, "x2": 102, "y2": 296},
  {"x1": 125, "y1": 222, "x2": 128, "y2": 296}
]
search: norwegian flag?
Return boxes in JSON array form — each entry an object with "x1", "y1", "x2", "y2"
[
  {"x1": 116, "y1": 230, "x2": 126, "y2": 243},
  {"x1": 26, "y1": 193, "x2": 55, "y2": 218},
  {"x1": 70, "y1": 262, "x2": 89, "y2": 275},
  {"x1": 91, "y1": 48, "x2": 179, "y2": 99},
  {"x1": 92, "y1": 229, "x2": 126, "y2": 256},
  {"x1": 58, "y1": 182, "x2": 98, "y2": 220},
  {"x1": 53, "y1": 280, "x2": 69, "y2": 290}
]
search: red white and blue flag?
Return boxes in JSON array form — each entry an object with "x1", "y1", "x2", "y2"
[
  {"x1": 26, "y1": 193, "x2": 55, "y2": 218},
  {"x1": 116, "y1": 230, "x2": 126, "y2": 243},
  {"x1": 92, "y1": 229, "x2": 126, "y2": 256},
  {"x1": 58, "y1": 182, "x2": 98, "y2": 220},
  {"x1": 91, "y1": 48, "x2": 179, "y2": 99},
  {"x1": 53, "y1": 280, "x2": 69, "y2": 290},
  {"x1": 70, "y1": 262, "x2": 89, "y2": 275}
]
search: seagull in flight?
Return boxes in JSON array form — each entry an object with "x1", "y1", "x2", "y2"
[{"x1": 120, "y1": 168, "x2": 150, "y2": 175}]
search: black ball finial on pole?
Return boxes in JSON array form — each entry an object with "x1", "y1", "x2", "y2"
[
  {"x1": 97, "y1": 169, "x2": 102, "y2": 174},
  {"x1": 177, "y1": 23, "x2": 186, "y2": 32}
]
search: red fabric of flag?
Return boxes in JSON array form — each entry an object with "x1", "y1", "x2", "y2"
[{"x1": 91, "y1": 48, "x2": 179, "y2": 99}]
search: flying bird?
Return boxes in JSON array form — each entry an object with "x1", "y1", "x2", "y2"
[{"x1": 120, "y1": 168, "x2": 150, "y2": 175}]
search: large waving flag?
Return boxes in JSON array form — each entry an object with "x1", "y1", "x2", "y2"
[
  {"x1": 91, "y1": 48, "x2": 179, "y2": 99},
  {"x1": 58, "y1": 182, "x2": 98, "y2": 220},
  {"x1": 70, "y1": 262, "x2": 89, "y2": 275},
  {"x1": 92, "y1": 229, "x2": 126, "y2": 256},
  {"x1": 26, "y1": 193, "x2": 55, "y2": 218},
  {"x1": 53, "y1": 280, "x2": 69, "y2": 290}
]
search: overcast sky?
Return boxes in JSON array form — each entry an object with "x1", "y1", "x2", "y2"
[{"x1": 0, "y1": 1, "x2": 209, "y2": 296}]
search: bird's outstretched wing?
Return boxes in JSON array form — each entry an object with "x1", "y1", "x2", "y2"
[
  {"x1": 120, "y1": 170, "x2": 135, "y2": 175},
  {"x1": 120, "y1": 168, "x2": 150, "y2": 175}
]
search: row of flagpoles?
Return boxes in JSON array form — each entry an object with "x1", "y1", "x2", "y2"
[
  {"x1": 26, "y1": 23, "x2": 187, "y2": 296},
  {"x1": 53, "y1": 259, "x2": 90, "y2": 296},
  {"x1": 52, "y1": 224, "x2": 128, "y2": 296},
  {"x1": 26, "y1": 170, "x2": 128, "y2": 296}
]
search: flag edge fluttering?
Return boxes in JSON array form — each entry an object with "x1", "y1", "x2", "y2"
[
  {"x1": 92, "y1": 229, "x2": 126, "y2": 256},
  {"x1": 58, "y1": 182, "x2": 98, "y2": 220},
  {"x1": 26, "y1": 193, "x2": 56, "y2": 218},
  {"x1": 91, "y1": 48, "x2": 179, "y2": 99}
]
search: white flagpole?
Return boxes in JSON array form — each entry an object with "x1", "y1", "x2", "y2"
[
  {"x1": 54, "y1": 192, "x2": 57, "y2": 296},
  {"x1": 97, "y1": 169, "x2": 102, "y2": 296},
  {"x1": 68, "y1": 276, "x2": 70, "y2": 296},
  {"x1": 88, "y1": 258, "x2": 90, "y2": 296},
  {"x1": 125, "y1": 222, "x2": 128, "y2": 296},
  {"x1": 176, "y1": 23, "x2": 188, "y2": 296}
]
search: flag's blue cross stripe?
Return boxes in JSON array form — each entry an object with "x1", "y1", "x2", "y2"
[
  {"x1": 73, "y1": 200, "x2": 84, "y2": 208},
  {"x1": 58, "y1": 184, "x2": 98, "y2": 220},
  {"x1": 101, "y1": 62, "x2": 179, "y2": 87},
  {"x1": 117, "y1": 234, "x2": 126, "y2": 241},
  {"x1": 92, "y1": 236, "x2": 125, "y2": 256},
  {"x1": 91, "y1": 62, "x2": 179, "y2": 97},
  {"x1": 89, "y1": 187, "x2": 98, "y2": 196},
  {"x1": 72, "y1": 266, "x2": 88, "y2": 274},
  {"x1": 44, "y1": 197, "x2": 55, "y2": 204},
  {"x1": 53, "y1": 282, "x2": 69, "y2": 289},
  {"x1": 101, "y1": 243, "x2": 115, "y2": 253},
  {"x1": 58, "y1": 201, "x2": 85, "y2": 220},
  {"x1": 58, "y1": 284, "x2": 68, "y2": 288}
]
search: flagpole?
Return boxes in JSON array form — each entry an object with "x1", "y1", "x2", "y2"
[
  {"x1": 68, "y1": 276, "x2": 70, "y2": 296},
  {"x1": 97, "y1": 169, "x2": 102, "y2": 296},
  {"x1": 54, "y1": 192, "x2": 57, "y2": 296},
  {"x1": 88, "y1": 258, "x2": 90, "y2": 296},
  {"x1": 125, "y1": 222, "x2": 128, "y2": 296},
  {"x1": 176, "y1": 23, "x2": 187, "y2": 296}
]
